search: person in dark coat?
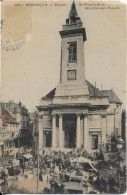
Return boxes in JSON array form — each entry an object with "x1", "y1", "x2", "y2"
[{"x1": 39, "y1": 170, "x2": 43, "y2": 181}]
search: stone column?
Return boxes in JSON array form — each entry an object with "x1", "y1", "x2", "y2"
[
  {"x1": 76, "y1": 114, "x2": 81, "y2": 148},
  {"x1": 101, "y1": 114, "x2": 107, "y2": 150},
  {"x1": 83, "y1": 114, "x2": 88, "y2": 149},
  {"x1": 59, "y1": 114, "x2": 63, "y2": 149},
  {"x1": 38, "y1": 114, "x2": 43, "y2": 155},
  {"x1": 52, "y1": 114, "x2": 56, "y2": 148}
]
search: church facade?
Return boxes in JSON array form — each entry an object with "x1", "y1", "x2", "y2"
[{"x1": 37, "y1": 2, "x2": 122, "y2": 153}]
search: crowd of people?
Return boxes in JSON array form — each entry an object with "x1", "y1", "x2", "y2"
[
  {"x1": 0, "y1": 148, "x2": 126, "y2": 193},
  {"x1": 31, "y1": 149, "x2": 126, "y2": 193},
  {"x1": 32, "y1": 149, "x2": 102, "y2": 176}
]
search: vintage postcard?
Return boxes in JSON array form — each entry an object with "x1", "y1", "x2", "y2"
[{"x1": 0, "y1": 0, "x2": 126, "y2": 194}]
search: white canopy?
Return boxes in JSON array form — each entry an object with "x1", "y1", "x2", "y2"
[
  {"x1": 13, "y1": 159, "x2": 20, "y2": 166},
  {"x1": 23, "y1": 153, "x2": 33, "y2": 159},
  {"x1": 71, "y1": 157, "x2": 97, "y2": 172},
  {"x1": 71, "y1": 157, "x2": 92, "y2": 163}
]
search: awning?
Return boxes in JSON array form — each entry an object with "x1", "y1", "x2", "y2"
[
  {"x1": 13, "y1": 159, "x2": 20, "y2": 166},
  {"x1": 71, "y1": 157, "x2": 92, "y2": 164},
  {"x1": 71, "y1": 157, "x2": 97, "y2": 172},
  {"x1": 21, "y1": 153, "x2": 33, "y2": 160}
]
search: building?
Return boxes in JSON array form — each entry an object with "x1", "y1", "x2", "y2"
[
  {"x1": 37, "y1": 2, "x2": 122, "y2": 153},
  {"x1": 0, "y1": 109, "x2": 19, "y2": 156},
  {"x1": 0, "y1": 101, "x2": 32, "y2": 147},
  {"x1": 29, "y1": 111, "x2": 39, "y2": 152}
]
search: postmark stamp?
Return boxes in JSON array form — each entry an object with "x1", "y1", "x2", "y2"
[
  {"x1": 1, "y1": 3, "x2": 32, "y2": 51},
  {"x1": 1, "y1": 39, "x2": 25, "y2": 51},
  {"x1": 0, "y1": 20, "x2": 3, "y2": 33}
]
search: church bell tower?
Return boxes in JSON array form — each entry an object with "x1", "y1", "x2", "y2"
[{"x1": 55, "y1": 1, "x2": 89, "y2": 97}]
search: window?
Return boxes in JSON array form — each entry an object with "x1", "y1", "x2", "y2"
[{"x1": 68, "y1": 42, "x2": 77, "y2": 62}]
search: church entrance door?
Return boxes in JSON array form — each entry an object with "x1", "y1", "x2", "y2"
[
  {"x1": 92, "y1": 135, "x2": 98, "y2": 150},
  {"x1": 63, "y1": 114, "x2": 76, "y2": 148},
  {"x1": 45, "y1": 131, "x2": 52, "y2": 147}
]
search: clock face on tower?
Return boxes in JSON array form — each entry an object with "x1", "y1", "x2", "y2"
[{"x1": 67, "y1": 70, "x2": 76, "y2": 80}]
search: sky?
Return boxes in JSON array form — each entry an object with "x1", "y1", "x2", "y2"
[{"x1": 1, "y1": 0, "x2": 126, "y2": 111}]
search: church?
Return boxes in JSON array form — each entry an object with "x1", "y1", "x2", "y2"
[{"x1": 37, "y1": 2, "x2": 122, "y2": 153}]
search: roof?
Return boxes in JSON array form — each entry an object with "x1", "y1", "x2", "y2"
[
  {"x1": 41, "y1": 80, "x2": 122, "y2": 104},
  {"x1": 101, "y1": 90, "x2": 122, "y2": 104},
  {"x1": 64, "y1": 181, "x2": 87, "y2": 191},
  {"x1": 42, "y1": 88, "x2": 56, "y2": 99},
  {"x1": 86, "y1": 80, "x2": 101, "y2": 97},
  {"x1": 0, "y1": 109, "x2": 18, "y2": 125},
  {"x1": 86, "y1": 80, "x2": 122, "y2": 104}
]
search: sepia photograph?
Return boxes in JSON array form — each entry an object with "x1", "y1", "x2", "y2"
[{"x1": 0, "y1": 0, "x2": 126, "y2": 194}]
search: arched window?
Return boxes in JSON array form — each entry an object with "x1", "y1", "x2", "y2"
[{"x1": 68, "y1": 42, "x2": 77, "y2": 62}]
